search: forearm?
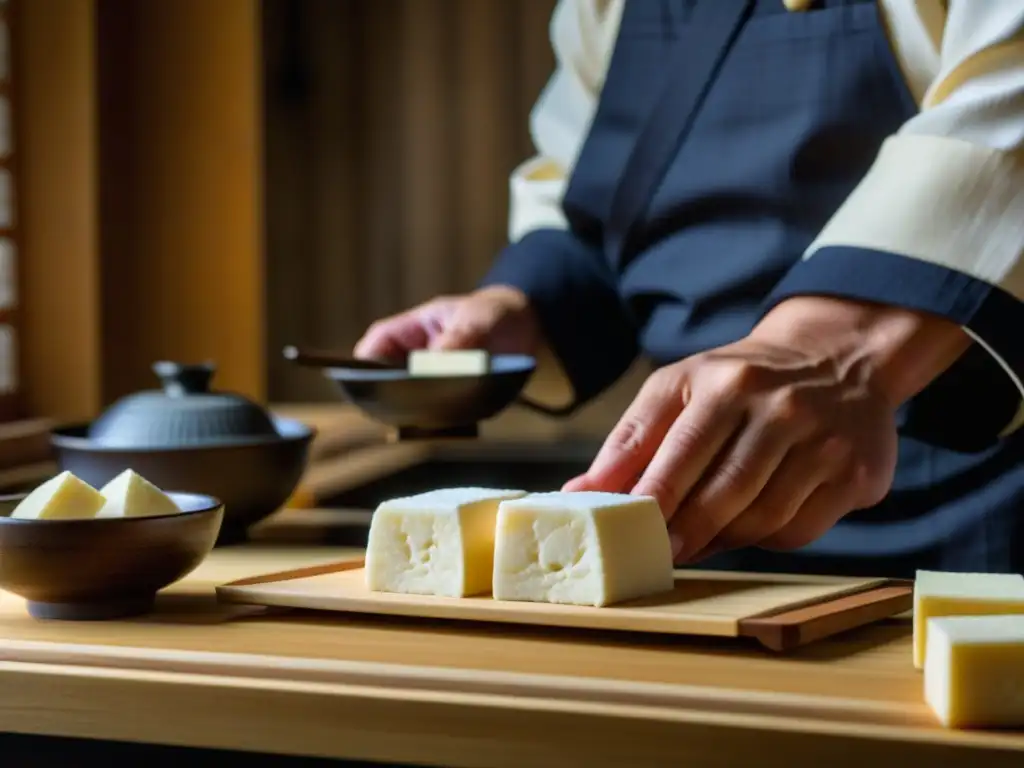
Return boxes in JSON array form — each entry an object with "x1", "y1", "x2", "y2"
[{"x1": 756, "y1": 4, "x2": 1024, "y2": 447}]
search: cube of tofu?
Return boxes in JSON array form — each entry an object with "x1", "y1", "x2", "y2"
[
  {"x1": 97, "y1": 469, "x2": 181, "y2": 518},
  {"x1": 365, "y1": 487, "x2": 526, "y2": 597},
  {"x1": 407, "y1": 349, "x2": 490, "y2": 377},
  {"x1": 10, "y1": 471, "x2": 105, "y2": 520},
  {"x1": 492, "y1": 491, "x2": 675, "y2": 608},
  {"x1": 925, "y1": 615, "x2": 1024, "y2": 729},
  {"x1": 913, "y1": 570, "x2": 1024, "y2": 669}
]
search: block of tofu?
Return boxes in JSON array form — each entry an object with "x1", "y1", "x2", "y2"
[
  {"x1": 913, "y1": 570, "x2": 1024, "y2": 669},
  {"x1": 492, "y1": 491, "x2": 674, "y2": 608},
  {"x1": 407, "y1": 349, "x2": 490, "y2": 377},
  {"x1": 10, "y1": 471, "x2": 105, "y2": 520},
  {"x1": 365, "y1": 487, "x2": 526, "y2": 597},
  {"x1": 96, "y1": 469, "x2": 181, "y2": 519},
  {"x1": 925, "y1": 615, "x2": 1024, "y2": 728}
]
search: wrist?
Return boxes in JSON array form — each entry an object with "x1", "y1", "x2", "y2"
[
  {"x1": 752, "y1": 296, "x2": 972, "y2": 406},
  {"x1": 474, "y1": 285, "x2": 575, "y2": 408}
]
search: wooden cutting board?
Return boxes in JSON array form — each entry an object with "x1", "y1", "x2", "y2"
[{"x1": 217, "y1": 560, "x2": 912, "y2": 651}]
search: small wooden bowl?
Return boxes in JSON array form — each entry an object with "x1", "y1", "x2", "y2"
[{"x1": 0, "y1": 492, "x2": 224, "y2": 620}]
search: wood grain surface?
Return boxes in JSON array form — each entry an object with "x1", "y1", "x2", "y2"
[
  {"x1": 216, "y1": 559, "x2": 906, "y2": 647},
  {"x1": 0, "y1": 542, "x2": 1022, "y2": 765}
]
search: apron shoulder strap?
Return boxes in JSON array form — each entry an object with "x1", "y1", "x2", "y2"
[{"x1": 605, "y1": 0, "x2": 756, "y2": 268}]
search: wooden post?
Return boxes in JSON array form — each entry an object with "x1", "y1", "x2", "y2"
[
  {"x1": 13, "y1": 0, "x2": 264, "y2": 424},
  {"x1": 15, "y1": 0, "x2": 103, "y2": 422},
  {"x1": 96, "y1": 0, "x2": 265, "y2": 404}
]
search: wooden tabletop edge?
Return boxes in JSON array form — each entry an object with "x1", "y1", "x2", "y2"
[{"x1": 0, "y1": 637, "x2": 937, "y2": 732}]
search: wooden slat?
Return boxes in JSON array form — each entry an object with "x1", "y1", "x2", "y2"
[
  {"x1": 2, "y1": 659, "x2": 1021, "y2": 767},
  {"x1": 263, "y1": 0, "x2": 318, "y2": 402},
  {"x1": 453, "y1": 0, "x2": 518, "y2": 285},
  {"x1": 96, "y1": 0, "x2": 264, "y2": 403},
  {"x1": 0, "y1": 637, "x2": 937, "y2": 728},
  {"x1": 514, "y1": 0, "x2": 558, "y2": 159},
  {"x1": 306, "y1": 0, "x2": 363, "y2": 350},
  {"x1": 398, "y1": 0, "x2": 456, "y2": 307},
  {"x1": 359, "y1": 0, "x2": 406, "y2": 324},
  {"x1": 16, "y1": 0, "x2": 102, "y2": 421},
  {"x1": 739, "y1": 585, "x2": 915, "y2": 651}
]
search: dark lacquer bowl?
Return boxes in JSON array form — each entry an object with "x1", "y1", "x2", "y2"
[
  {"x1": 324, "y1": 354, "x2": 537, "y2": 436},
  {"x1": 0, "y1": 492, "x2": 224, "y2": 620},
  {"x1": 49, "y1": 417, "x2": 312, "y2": 543}
]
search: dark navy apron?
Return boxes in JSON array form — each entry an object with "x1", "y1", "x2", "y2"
[{"x1": 560, "y1": 0, "x2": 1024, "y2": 577}]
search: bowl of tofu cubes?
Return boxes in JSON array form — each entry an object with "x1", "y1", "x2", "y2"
[
  {"x1": 0, "y1": 468, "x2": 224, "y2": 620},
  {"x1": 49, "y1": 360, "x2": 313, "y2": 542},
  {"x1": 315, "y1": 349, "x2": 540, "y2": 437}
]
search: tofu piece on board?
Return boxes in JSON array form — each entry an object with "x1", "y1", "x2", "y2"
[
  {"x1": 407, "y1": 349, "x2": 490, "y2": 377},
  {"x1": 97, "y1": 469, "x2": 181, "y2": 518},
  {"x1": 492, "y1": 491, "x2": 675, "y2": 608},
  {"x1": 925, "y1": 615, "x2": 1024, "y2": 728},
  {"x1": 10, "y1": 471, "x2": 105, "y2": 520},
  {"x1": 365, "y1": 487, "x2": 526, "y2": 597},
  {"x1": 913, "y1": 570, "x2": 1024, "y2": 669}
]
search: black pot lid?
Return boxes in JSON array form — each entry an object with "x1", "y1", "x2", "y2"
[{"x1": 87, "y1": 361, "x2": 280, "y2": 448}]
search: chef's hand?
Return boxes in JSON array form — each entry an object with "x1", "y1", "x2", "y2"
[
  {"x1": 354, "y1": 285, "x2": 541, "y2": 360},
  {"x1": 565, "y1": 296, "x2": 971, "y2": 562}
]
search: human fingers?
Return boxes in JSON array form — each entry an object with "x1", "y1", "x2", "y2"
[
  {"x1": 756, "y1": 481, "x2": 854, "y2": 552},
  {"x1": 682, "y1": 436, "x2": 845, "y2": 560},
  {"x1": 632, "y1": 391, "x2": 744, "y2": 534},
  {"x1": 431, "y1": 289, "x2": 524, "y2": 351},
  {"x1": 354, "y1": 310, "x2": 432, "y2": 360},
  {"x1": 666, "y1": 408, "x2": 803, "y2": 562},
  {"x1": 570, "y1": 372, "x2": 682, "y2": 494}
]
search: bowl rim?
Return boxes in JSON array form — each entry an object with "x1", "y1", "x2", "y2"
[
  {"x1": 0, "y1": 490, "x2": 224, "y2": 525},
  {"x1": 49, "y1": 416, "x2": 316, "y2": 453},
  {"x1": 323, "y1": 353, "x2": 537, "y2": 383}
]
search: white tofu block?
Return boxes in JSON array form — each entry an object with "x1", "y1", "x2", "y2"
[
  {"x1": 492, "y1": 491, "x2": 674, "y2": 608},
  {"x1": 407, "y1": 349, "x2": 490, "y2": 377},
  {"x1": 97, "y1": 469, "x2": 181, "y2": 519},
  {"x1": 925, "y1": 615, "x2": 1024, "y2": 729},
  {"x1": 10, "y1": 471, "x2": 105, "y2": 520},
  {"x1": 913, "y1": 570, "x2": 1024, "y2": 669},
  {"x1": 365, "y1": 487, "x2": 526, "y2": 597}
]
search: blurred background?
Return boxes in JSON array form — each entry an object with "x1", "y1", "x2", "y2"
[{"x1": 0, "y1": 0, "x2": 646, "y2": 507}]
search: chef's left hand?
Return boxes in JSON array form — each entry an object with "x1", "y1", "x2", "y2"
[{"x1": 564, "y1": 297, "x2": 971, "y2": 562}]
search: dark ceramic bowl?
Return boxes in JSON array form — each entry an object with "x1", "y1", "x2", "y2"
[
  {"x1": 324, "y1": 354, "x2": 537, "y2": 436},
  {"x1": 0, "y1": 492, "x2": 224, "y2": 620},
  {"x1": 49, "y1": 417, "x2": 312, "y2": 543}
]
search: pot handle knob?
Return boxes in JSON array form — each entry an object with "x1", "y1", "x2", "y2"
[{"x1": 152, "y1": 361, "x2": 216, "y2": 397}]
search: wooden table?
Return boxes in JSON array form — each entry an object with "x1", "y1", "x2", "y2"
[{"x1": 0, "y1": 528, "x2": 1022, "y2": 767}]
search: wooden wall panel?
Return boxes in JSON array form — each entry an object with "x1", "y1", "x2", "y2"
[
  {"x1": 453, "y1": 0, "x2": 521, "y2": 289},
  {"x1": 398, "y1": 0, "x2": 456, "y2": 307},
  {"x1": 15, "y1": 0, "x2": 264, "y2": 420},
  {"x1": 16, "y1": 0, "x2": 102, "y2": 422},
  {"x1": 97, "y1": 0, "x2": 264, "y2": 404}
]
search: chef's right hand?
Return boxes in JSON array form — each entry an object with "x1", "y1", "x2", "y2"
[{"x1": 353, "y1": 285, "x2": 542, "y2": 361}]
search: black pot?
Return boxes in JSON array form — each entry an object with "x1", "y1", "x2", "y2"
[{"x1": 49, "y1": 362, "x2": 315, "y2": 543}]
